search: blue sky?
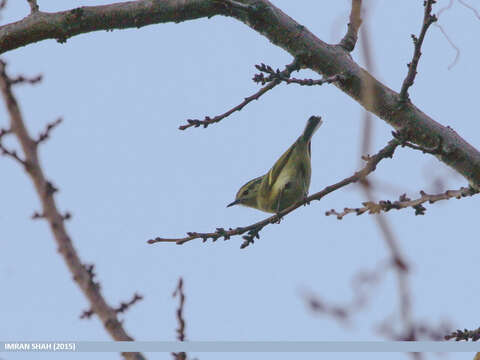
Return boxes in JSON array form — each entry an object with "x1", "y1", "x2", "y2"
[{"x1": 1, "y1": 1, "x2": 479, "y2": 359}]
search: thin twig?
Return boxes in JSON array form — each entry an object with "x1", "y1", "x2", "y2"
[
  {"x1": 436, "y1": 0, "x2": 453, "y2": 18},
  {"x1": 0, "y1": 142, "x2": 26, "y2": 165},
  {"x1": 10, "y1": 73, "x2": 42, "y2": 85},
  {"x1": 281, "y1": 75, "x2": 344, "y2": 86},
  {"x1": 306, "y1": 260, "x2": 390, "y2": 323},
  {"x1": 179, "y1": 59, "x2": 300, "y2": 130},
  {"x1": 458, "y1": 0, "x2": 480, "y2": 20},
  {"x1": 172, "y1": 277, "x2": 187, "y2": 360},
  {"x1": 339, "y1": 0, "x2": 362, "y2": 51},
  {"x1": 399, "y1": 0, "x2": 437, "y2": 101},
  {"x1": 36, "y1": 117, "x2": 62, "y2": 144},
  {"x1": 253, "y1": 63, "x2": 345, "y2": 87},
  {"x1": 325, "y1": 186, "x2": 477, "y2": 219},
  {"x1": 179, "y1": 81, "x2": 277, "y2": 130},
  {"x1": 433, "y1": 2, "x2": 460, "y2": 70},
  {"x1": 173, "y1": 278, "x2": 186, "y2": 341},
  {"x1": 148, "y1": 139, "x2": 400, "y2": 248},
  {"x1": 115, "y1": 293, "x2": 144, "y2": 314},
  {"x1": 392, "y1": 129, "x2": 444, "y2": 155},
  {"x1": 445, "y1": 327, "x2": 480, "y2": 341},
  {"x1": 434, "y1": 23, "x2": 460, "y2": 70},
  {"x1": 26, "y1": 0, "x2": 39, "y2": 13}
]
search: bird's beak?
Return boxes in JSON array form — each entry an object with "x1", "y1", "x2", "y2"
[{"x1": 226, "y1": 199, "x2": 240, "y2": 208}]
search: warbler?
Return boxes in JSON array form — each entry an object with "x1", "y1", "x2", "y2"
[{"x1": 227, "y1": 116, "x2": 322, "y2": 213}]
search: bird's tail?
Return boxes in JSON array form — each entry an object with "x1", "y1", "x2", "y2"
[{"x1": 301, "y1": 116, "x2": 323, "y2": 142}]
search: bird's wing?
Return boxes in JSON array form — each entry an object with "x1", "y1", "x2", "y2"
[{"x1": 266, "y1": 141, "x2": 296, "y2": 189}]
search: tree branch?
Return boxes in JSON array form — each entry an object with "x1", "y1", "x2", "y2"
[
  {"x1": 148, "y1": 138, "x2": 400, "y2": 248},
  {"x1": 36, "y1": 116, "x2": 62, "y2": 144},
  {"x1": 253, "y1": 62, "x2": 345, "y2": 86},
  {"x1": 326, "y1": 186, "x2": 478, "y2": 219},
  {"x1": 172, "y1": 277, "x2": 187, "y2": 360},
  {"x1": 399, "y1": 0, "x2": 437, "y2": 101},
  {"x1": 173, "y1": 278, "x2": 186, "y2": 342},
  {"x1": 0, "y1": 60, "x2": 145, "y2": 360},
  {"x1": 1, "y1": 0, "x2": 479, "y2": 188},
  {"x1": 306, "y1": 260, "x2": 390, "y2": 323},
  {"x1": 179, "y1": 59, "x2": 300, "y2": 130},
  {"x1": 339, "y1": 0, "x2": 362, "y2": 51},
  {"x1": 0, "y1": 130, "x2": 27, "y2": 165},
  {"x1": 445, "y1": 327, "x2": 480, "y2": 341},
  {"x1": 0, "y1": 0, "x2": 222, "y2": 51},
  {"x1": 26, "y1": 0, "x2": 39, "y2": 13}
]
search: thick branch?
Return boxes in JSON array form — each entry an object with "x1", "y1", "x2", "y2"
[
  {"x1": 0, "y1": 61, "x2": 145, "y2": 360},
  {"x1": 0, "y1": 0, "x2": 221, "y2": 52},
  {"x1": 148, "y1": 139, "x2": 399, "y2": 248},
  {"x1": 0, "y1": 0, "x2": 479, "y2": 188}
]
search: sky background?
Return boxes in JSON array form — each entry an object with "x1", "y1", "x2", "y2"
[{"x1": 1, "y1": 0, "x2": 479, "y2": 359}]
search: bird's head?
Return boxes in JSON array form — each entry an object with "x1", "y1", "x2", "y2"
[{"x1": 227, "y1": 176, "x2": 263, "y2": 209}]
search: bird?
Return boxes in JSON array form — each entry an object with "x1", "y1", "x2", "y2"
[{"x1": 227, "y1": 116, "x2": 322, "y2": 213}]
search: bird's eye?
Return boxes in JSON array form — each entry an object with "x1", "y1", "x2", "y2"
[{"x1": 243, "y1": 190, "x2": 249, "y2": 196}]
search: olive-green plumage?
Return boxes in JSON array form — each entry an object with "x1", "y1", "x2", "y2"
[{"x1": 227, "y1": 116, "x2": 322, "y2": 213}]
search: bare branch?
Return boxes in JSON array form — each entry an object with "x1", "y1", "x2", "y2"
[
  {"x1": 36, "y1": 117, "x2": 62, "y2": 144},
  {"x1": 339, "y1": 0, "x2": 362, "y2": 51},
  {"x1": 399, "y1": 0, "x2": 438, "y2": 101},
  {"x1": 458, "y1": 0, "x2": 480, "y2": 20},
  {"x1": 434, "y1": 23, "x2": 460, "y2": 70},
  {"x1": 253, "y1": 62, "x2": 345, "y2": 86},
  {"x1": 179, "y1": 59, "x2": 300, "y2": 130},
  {"x1": 0, "y1": 60, "x2": 145, "y2": 360},
  {"x1": 436, "y1": 0, "x2": 453, "y2": 18},
  {"x1": 379, "y1": 318, "x2": 452, "y2": 342},
  {"x1": 148, "y1": 138, "x2": 399, "y2": 248},
  {"x1": 445, "y1": 327, "x2": 480, "y2": 341},
  {"x1": 115, "y1": 293, "x2": 144, "y2": 315},
  {"x1": 326, "y1": 186, "x2": 478, "y2": 219},
  {"x1": 31, "y1": 210, "x2": 45, "y2": 220},
  {"x1": 173, "y1": 278, "x2": 186, "y2": 341},
  {"x1": 26, "y1": 0, "x2": 39, "y2": 13},
  {"x1": 80, "y1": 308, "x2": 94, "y2": 319},
  {"x1": 179, "y1": 82, "x2": 275, "y2": 130},
  {"x1": 172, "y1": 277, "x2": 187, "y2": 360},
  {"x1": 0, "y1": 142, "x2": 26, "y2": 165},
  {"x1": 273, "y1": 74, "x2": 343, "y2": 86},
  {"x1": 391, "y1": 129, "x2": 444, "y2": 155},
  {"x1": 10, "y1": 73, "x2": 42, "y2": 85},
  {"x1": 306, "y1": 261, "x2": 390, "y2": 323}
]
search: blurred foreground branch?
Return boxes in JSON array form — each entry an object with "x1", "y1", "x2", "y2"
[{"x1": 0, "y1": 60, "x2": 145, "y2": 360}]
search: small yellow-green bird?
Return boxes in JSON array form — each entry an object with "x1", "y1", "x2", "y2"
[{"x1": 227, "y1": 116, "x2": 322, "y2": 213}]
